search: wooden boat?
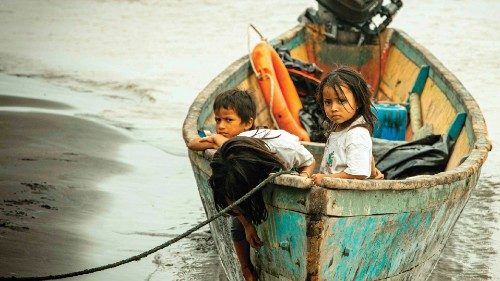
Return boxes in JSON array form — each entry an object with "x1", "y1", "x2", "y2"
[{"x1": 182, "y1": 22, "x2": 491, "y2": 280}]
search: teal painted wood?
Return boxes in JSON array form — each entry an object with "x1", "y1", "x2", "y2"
[
  {"x1": 270, "y1": 27, "x2": 306, "y2": 50},
  {"x1": 258, "y1": 172, "x2": 479, "y2": 280},
  {"x1": 188, "y1": 150, "x2": 244, "y2": 281},
  {"x1": 447, "y1": 112, "x2": 467, "y2": 141},
  {"x1": 318, "y1": 180, "x2": 475, "y2": 280},
  {"x1": 182, "y1": 24, "x2": 490, "y2": 281},
  {"x1": 255, "y1": 207, "x2": 309, "y2": 280},
  {"x1": 410, "y1": 65, "x2": 430, "y2": 95}
]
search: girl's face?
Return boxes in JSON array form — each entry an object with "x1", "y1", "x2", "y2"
[
  {"x1": 214, "y1": 107, "x2": 253, "y2": 138},
  {"x1": 322, "y1": 85, "x2": 357, "y2": 126}
]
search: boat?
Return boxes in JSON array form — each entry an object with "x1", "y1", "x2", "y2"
[{"x1": 182, "y1": 1, "x2": 491, "y2": 280}]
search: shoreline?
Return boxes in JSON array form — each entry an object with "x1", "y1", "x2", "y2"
[{"x1": 0, "y1": 108, "x2": 131, "y2": 276}]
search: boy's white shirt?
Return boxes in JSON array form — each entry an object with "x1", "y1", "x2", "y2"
[
  {"x1": 238, "y1": 129, "x2": 314, "y2": 170},
  {"x1": 319, "y1": 116, "x2": 372, "y2": 178}
]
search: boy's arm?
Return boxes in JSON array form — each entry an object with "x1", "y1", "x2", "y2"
[
  {"x1": 187, "y1": 134, "x2": 230, "y2": 151},
  {"x1": 187, "y1": 137, "x2": 218, "y2": 151},
  {"x1": 210, "y1": 134, "x2": 229, "y2": 147},
  {"x1": 236, "y1": 214, "x2": 262, "y2": 249}
]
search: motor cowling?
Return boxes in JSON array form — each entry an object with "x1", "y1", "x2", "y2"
[{"x1": 317, "y1": 0, "x2": 383, "y2": 25}]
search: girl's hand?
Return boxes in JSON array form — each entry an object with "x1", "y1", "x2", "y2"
[
  {"x1": 244, "y1": 224, "x2": 263, "y2": 249},
  {"x1": 311, "y1": 173, "x2": 326, "y2": 185},
  {"x1": 370, "y1": 159, "x2": 384, "y2": 179},
  {"x1": 371, "y1": 168, "x2": 384, "y2": 179}
]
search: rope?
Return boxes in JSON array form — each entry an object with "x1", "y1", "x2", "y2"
[
  {"x1": 1, "y1": 170, "x2": 292, "y2": 281},
  {"x1": 247, "y1": 24, "x2": 265, "y2": 79},
  {"x1": 373, "y1": 19, "x2": 382, "y2": 102},
  {"x1": 247, "y1": 24, "x2": 279, "y2": 129},
  {"x1": 263, "y1": 73, "x2": 279, "y2": 129}
]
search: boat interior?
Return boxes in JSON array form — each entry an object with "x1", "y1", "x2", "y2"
[{"x1": 198, "y1": 25, "x2": 475, "y2": 179}]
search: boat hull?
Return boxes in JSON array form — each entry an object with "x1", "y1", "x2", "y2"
[{"x1": 183, "y1": 24, "x2": 490, "y2": 281}]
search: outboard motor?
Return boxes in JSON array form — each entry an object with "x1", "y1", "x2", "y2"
[{"x1": 300, "y1": 0, "x2": 402, "y2": 44}]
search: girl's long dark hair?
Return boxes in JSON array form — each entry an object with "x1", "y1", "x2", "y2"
[
  {"x1": 316, "y1": 65, "x2": 376, "y2": 134},
  {"x1": 209, "y1": 136, "x2": 285, "y2": 225}
]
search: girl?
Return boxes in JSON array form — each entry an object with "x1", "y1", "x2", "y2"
[
  {"x1": 209, "y1": 135, "x2": 314, "y2": 281},
  {"x1": 311, "y1": 66, "x2": 381, "y2": 184}
]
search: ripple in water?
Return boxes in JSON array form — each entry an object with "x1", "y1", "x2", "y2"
[{"x1": 430, "y1": 175, "x2": 500, "y2": 280}]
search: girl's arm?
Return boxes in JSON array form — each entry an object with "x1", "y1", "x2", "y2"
[
  {"x1": 370, "y1": 158, "x2": 384, "y2": 179},
  {"x1": 298, "y1": 158, "x2": 316, "y2": 178},
  {"x1": 236, "y1": 214, "x2": 262, "y2": 249}
]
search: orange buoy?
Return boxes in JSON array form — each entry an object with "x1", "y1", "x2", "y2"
[
  {"x1": 269, "y1": 45, "x2": 304, "y2": 126},
  {"x1": 251, "y1": 42, "x2": 310, "y2": 141}
]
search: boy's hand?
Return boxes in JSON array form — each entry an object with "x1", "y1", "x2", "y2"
[
  {"x1": 199, "y1": 135, "x2": 215, "y2": 143},
  {"x1": 200, "y1": 133, "x2": 229, "y2": 147},
  {"x1": 187, "y1": 136, "x2": 217, "y2": 151},
  {"x1": 244, "y1": 223, "x2": 262, "y2": 249}
]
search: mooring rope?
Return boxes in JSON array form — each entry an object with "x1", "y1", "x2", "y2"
[
  {"x1": 247, "y1": 24, "x2": 279, "y2": 129},
  {"x1": 0, "y1": 170, "x2": 292, "y2": 281}
]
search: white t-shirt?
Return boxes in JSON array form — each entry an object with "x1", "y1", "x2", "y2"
[
  {"x1": 238, "y1": 129, "x2": 314, "y2": 171},
  {"x1": 319, "y1": 116, "x2": 372, "y2": 178}
]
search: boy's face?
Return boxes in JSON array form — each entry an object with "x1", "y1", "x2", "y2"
[
  {"x1": 322, "y1": 85, "x2": 357, "y2": 125},
  {"x1": 214, "y1": 107, "x2": 253, "y2": 138}
]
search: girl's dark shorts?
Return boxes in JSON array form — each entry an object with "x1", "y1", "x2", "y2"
[{"x1": 230, "y1": 217, "x2": 245, "y2": 242}]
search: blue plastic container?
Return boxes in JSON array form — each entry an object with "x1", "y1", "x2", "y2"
[{"x1": 372, "y1": 103, "x2": 407, "y2": 141}]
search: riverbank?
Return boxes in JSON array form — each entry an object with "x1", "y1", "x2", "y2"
[
  {"x1": 0, "y1": 74, "x2": 221, "y2": 280},
  {"x1": 0, "y1": 107, "x2": 129, "y2": 275}
]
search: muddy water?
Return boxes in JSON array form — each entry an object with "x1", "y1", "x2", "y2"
[{"x1": 0, "y1": 0, "x2": 498, "y2": 280}]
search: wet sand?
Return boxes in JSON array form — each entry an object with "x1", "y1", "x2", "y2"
[
  {"x1": 0, "y1": 74, "x2": 223, "y2": 280},
  {"x1": 0, "y1": 105, "x2": 130, "y2": 275}
]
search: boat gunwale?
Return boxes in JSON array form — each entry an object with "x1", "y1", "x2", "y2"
[{"x1": 182, "y1": 24, "x2": 491, "y2": 191}]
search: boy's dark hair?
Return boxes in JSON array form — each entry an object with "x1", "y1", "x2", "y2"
[
  {"x1": 316, "y1": 65, "x2": 376, "y2": 133},
  {"x1": 213, "y1": 89, "x2": 256, "y2": 125},
  {"x1": 209, "y1": 136, "x2": 285, "y2": 225}
]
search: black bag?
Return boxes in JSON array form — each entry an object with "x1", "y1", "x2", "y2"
[
  {"x1": 276, "y1": 47, "x2": 326, "y2": 142},
  {"x1": 375, "y1": 134, "x2": 454, "y2": 180}
]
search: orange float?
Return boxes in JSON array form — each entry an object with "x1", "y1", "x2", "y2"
[{"x1": 251, "y1": 42, "x2": 310, "y2": 142}]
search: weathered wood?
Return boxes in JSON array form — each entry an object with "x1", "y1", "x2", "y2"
[{"x1": 182, "y1": 23, "x2": 491, "y2": 281}]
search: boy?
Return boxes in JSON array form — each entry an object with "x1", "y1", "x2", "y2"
[
  {"x1": 187, "y1": 89, "x2": 255, "y2": 151},
  {"x1": 188, "y1": 89, "x2": 315, "y2": 281}
]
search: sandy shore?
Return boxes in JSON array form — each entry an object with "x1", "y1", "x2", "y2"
[
  {"x1": 0, "y1": 88, "x2": 224, "y2": 280},
  {"x1": 0, "y1": 100, "x2": 131, "y2": 276}
]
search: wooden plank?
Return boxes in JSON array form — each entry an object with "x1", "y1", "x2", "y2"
[
  {"x1": 266, "y1": 175, "x2": 477, "y2": 217},
  {"x1": 420, "y1": 78, "x2": 457, "y2": 135},
  {"x1": 381, "y1": 46, "x2": 420, "y2": 102},
  {"x1": 290, "y1": 43, "x2": 310, "y2": 63},
  {"x1": 447, "y1": 128, "x2": 471, "y2": 170}
]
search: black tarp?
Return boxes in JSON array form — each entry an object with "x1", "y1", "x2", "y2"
[
  {"x1": 276, "y1": 47, "x2": 326, "y2": 142},
  {"x1": 375, "y1": 134, "x2": 454, "y2": 180}
]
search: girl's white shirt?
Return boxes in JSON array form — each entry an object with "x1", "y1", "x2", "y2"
[
  {"x1": 238, "y1": 129, "x2": 314, "y2": 170},
  {"x1": 319, "y1": 116, "x2": 372, "y2": 178}
]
